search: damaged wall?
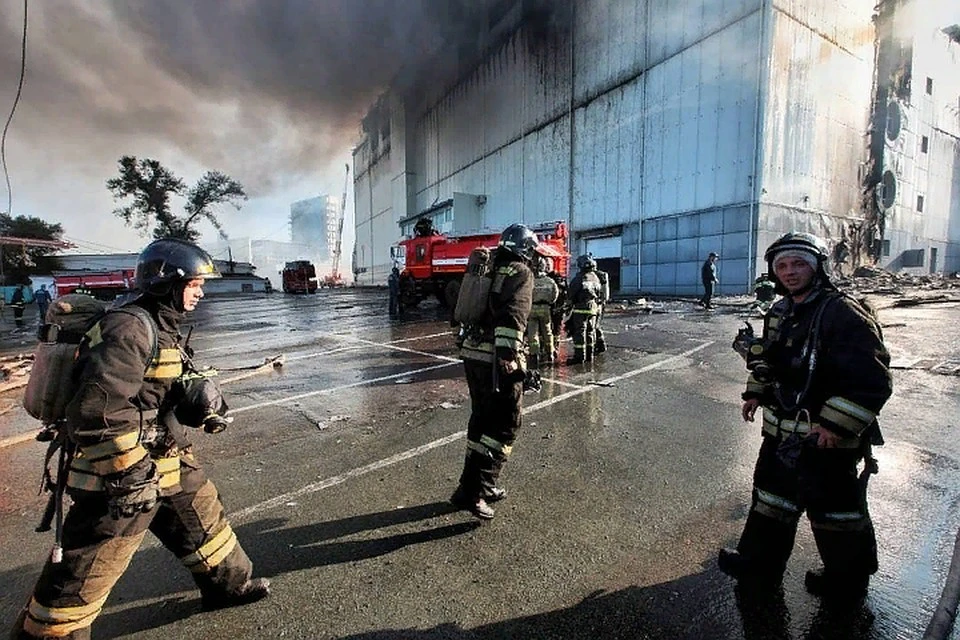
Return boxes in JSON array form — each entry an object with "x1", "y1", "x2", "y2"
[{"x1": 353, "y1": 0, "x2": 958, "y2": 292}]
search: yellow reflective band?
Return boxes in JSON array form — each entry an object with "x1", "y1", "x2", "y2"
[
  {"x1": 182, "y1": 526, "x2": 238, "y2": 573},
  {"x1": 756, "y1": 488, "x2": 800, "y2": 514},
  {"x1": 66, "y1": 469, "x2": 104, "y2": 492},
  {"x1": 26, "y1": 593, "x2": 108, "y2": 636},
  {"x1": 89, "y1": 445, "x2": 148, "y2": 475},
  {"x1": 155, "y1": 456, "x2": 180, "y2": 474},
  {"x1": 81, "y1": 432, "x2": 140, "y2": 460},
  {"x1": 85, "y1": 323, "x2": 104, "y2": 349},
  {"x1": 820, "y1": 396, "x2": 875, "y2": 435},
  {"x1": 494, "y1": 337, "x2": 522, "y2": 350},
  {"x1": 480, "y1": 434, "x2": 512, "y2": 456},
  {"x1": 495, "y1": 327, "x2": 523, "y2": 340},
  {"x1": 144, "y1": 348, "x2": 182, "y2": 379},
  {"x1": 466, "y1": 440, "x2": 489, "y2": 456},
  {"x1": 156, "y1": 455, "x2": 181, "y2": 489}
]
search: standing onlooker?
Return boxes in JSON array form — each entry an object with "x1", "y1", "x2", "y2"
[
  {"x1": 387, "y1": 266, "x2": 401, "y2": 316},
  {"x1": 10, "y1": 284, "x2": 26, "y2": 328},
  {"x1": 699, "y1": 252, "x2": 719, "y2": 309},
  {"x1": 34, "y1": 284, "x2": 52, "y2": 322}
]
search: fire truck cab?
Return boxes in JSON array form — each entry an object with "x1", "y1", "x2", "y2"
[{"x1": 393, "y1": 220, "x2": 569, "y2": 309}]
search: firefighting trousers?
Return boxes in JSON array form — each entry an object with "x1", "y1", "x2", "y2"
[
  {"x1": 17, "y1": 457, "x2": 253, "y2": 638},
  {"x1": 735, "y1": 434, "x2": 878, "y2": 580},
  {"x1": 569, "y1": 310, "x2": 597, "y2": 361},
  {"x1": 458, "y1": 359, "x2": 523, "y2": 500},
  {"x1": 526, "y1": 305, "x2": 554, "y2": 361}
]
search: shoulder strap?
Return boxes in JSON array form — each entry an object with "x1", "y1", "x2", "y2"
[{"x1": 110, "y1": 306, "x2": 160, "y2": 371}]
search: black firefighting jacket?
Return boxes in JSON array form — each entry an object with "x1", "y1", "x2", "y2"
[
  {"x1": 743, "y1": 288, "x2": 892, "y2": 446},
  {"x1": 460, "y1": 252, "x2": 534, "y2": 366},
  {"x1": 567, "y1": 269, "x2": 603, "y2": 314},
  {"x1": 65, "y1": 300, "x2": 188, "y2": 493}
]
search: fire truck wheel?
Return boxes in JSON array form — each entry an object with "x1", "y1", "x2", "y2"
[{"x1": 444, "y1": 279, "x2": 461, "y2": 309}]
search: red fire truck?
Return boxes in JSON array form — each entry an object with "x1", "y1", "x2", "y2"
[
  {"x1": 281, "y1": 260, "x2": 318, "y2": 294},
  {"x1": 53, "y1": 270, "x2": 136, "y2": 300},
  {"x1": 394, "y1": 220, "x2": 569, "y2": 309}
]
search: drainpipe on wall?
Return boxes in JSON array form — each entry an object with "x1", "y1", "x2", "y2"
[
  {"x1": 566, "y1": 0, "x2": 576, "y2": 263},
  {"x1": 748, "y1": 0, "x2": 772, "y2": 290}
]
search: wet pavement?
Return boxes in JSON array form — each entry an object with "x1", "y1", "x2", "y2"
[{"x1": 0, "y1": 288, "x2": 958, "y2": 639}]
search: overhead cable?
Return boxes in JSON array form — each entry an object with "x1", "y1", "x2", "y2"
[{"x1": 1, "y1": 0, "x2": 28, "y2": 216}]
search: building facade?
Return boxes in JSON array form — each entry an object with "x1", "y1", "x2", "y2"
[
  {"x1": 352, "y1": 0, "x2": 960, "y2": 293},
  {"x1": 290, "y1": 195, "x2": 341, "y2": 267}
]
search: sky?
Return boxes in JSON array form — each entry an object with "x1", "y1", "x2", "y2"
[
  {"x1": 0, "y1": 0, "x2": 470, "y2": 261},
  {"x1": 1, "y1": 0, "x2": 958, "y2": 264}
]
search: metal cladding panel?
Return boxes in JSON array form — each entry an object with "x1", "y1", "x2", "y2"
[
  {"x1": 761, "y1": 10, "x2": 873, "y2": 217},
  {"x1": 523, "y1": 26, "x2": 575, "y2": 129},
  {"x1": 643, "y1": 14, "x2": 761, "y2": 219},
  {"x1": 483, "y1": 140, "x2": 525, "y2": 227},
  {"x1": 573, "y1": 0, "x2": 647, "y2": 103},
  {"x1": 572, "y1": 80, "x2": 644, "y2": 229},
  {"x1": 522, "y1": 118, "x2": 572, "y2": 225},
  {"x1": 647, "y1": 0, "x2": 761, "y2": 68},
  {"x1": 483, "y1": 36, "x2": 526, "y2": 155}
]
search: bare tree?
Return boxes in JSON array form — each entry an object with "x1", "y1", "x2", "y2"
[{"x1": 106, "y1": 156, "x2": 246, "y2": 242}]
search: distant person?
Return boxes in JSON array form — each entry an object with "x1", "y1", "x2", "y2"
[
  {"x1": 10, "y1": 284, "x2": 26, "y2": 328},
  {"x1": 34, "y1": 285, "x2": 52, "y2": 322},
  {"x1": 387, "y1": 266, "x2": 401, "y2": 316},
  {"x1": 833, "y1": 238, "x2": 850, "y2": 278},
  {"x1": 699, "y1": 252, "x2": 719, "y2": 309}
]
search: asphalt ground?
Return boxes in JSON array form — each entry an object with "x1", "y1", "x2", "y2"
[{"x1": 0, "y1": 289, "x2": 958, "y2": 640}]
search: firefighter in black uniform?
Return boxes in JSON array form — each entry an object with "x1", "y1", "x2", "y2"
[
  {"x1": 12, "y1": 239, "x2": 269, "y2": 639},
  {"x1": 451, "y1": 224, "x2": 536, "y2": 520},
  {"x1": 718, "y1": 232, "x2": 893, "y2": 604},
  {"x1": 565, "y1": 255, "x2": 603, "y2": 365}
]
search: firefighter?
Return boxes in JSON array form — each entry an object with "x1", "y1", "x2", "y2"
[
  {"x1": 718, "y1": 232, "x2": 893, "y2": 605},
  {"x1": 451, "y1": 224, "x2": 536, "y2": 519},
  {"x1": 525, "y1": 254, "x2": 559, "y2": 390},
  {"x1": 11, "y1": 239, "x2": 269, "y2": 640},
  {"x1": 387, "y1": 266, "x2": 401, "y2": 316},
  {"x1": 594, "y1": 263, "x2": 610, "y2": 354},
  {"x1": 11, "y1": 283, "x2": 26, "y2": 328},
  {"x1": 565, "y1": 255, "x2": 603, "y2": 365},
  {"x1": 548, "y1": 270, "x2": 567, "y2": 362}
]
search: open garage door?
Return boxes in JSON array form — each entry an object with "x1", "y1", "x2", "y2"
[{"x1": 585, "y1": 236, "x2": 621, "y2": 293}]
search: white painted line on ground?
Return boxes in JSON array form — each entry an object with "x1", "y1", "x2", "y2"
[
  {"x1": 333, "y1": 333, "x2": 584, "y2": 389},
  {"x1": 522, "y1": 342, "x2": 713, "y2": 413},
  {"x1": 232, "y1": 432, "x2": 465, "y2": 520},
  {"x1": 228, "y1": 361, "x2": 459, "y2": 415},
  {"x1": 0, "y1": 431, "x2": 36, "y2": 449},
  {"x1": 231, "y1": 341, "x2": 714, "y2": 518}
]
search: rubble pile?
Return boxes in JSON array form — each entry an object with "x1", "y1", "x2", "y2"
[{"x1": 842, "y1": 266, "x2": 960, "y2": 296}]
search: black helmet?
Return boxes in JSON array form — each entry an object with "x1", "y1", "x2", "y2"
[
  {"x1": 764, "y1": 231, "x2": 831, "y2": 294},
  {"x1": 498, "y1": 224, "x2": 538, "y2": 262},
  {"x1": 576, "y1": 254, "x2": 596, "y2": 271},
  {"x1": 135, "y1": 238, "x2": 221, "y2": 295}
]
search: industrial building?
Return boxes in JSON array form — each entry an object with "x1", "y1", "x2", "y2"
[
  {"x1": 290, "y1": 195, "x2": 341, "y2": 267},
  {"x1": 352, "y1": 0, "x2": 960, "y2": 295}
]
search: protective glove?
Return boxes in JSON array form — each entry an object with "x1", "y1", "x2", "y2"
[
  {"x1": 174, "y1": 375, "x2": 229, "y2": 431},
  {"x1": 104, "y1": 456, "x2": 159, "y2": 519}
]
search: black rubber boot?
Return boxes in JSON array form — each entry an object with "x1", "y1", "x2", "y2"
[
  {"x1": 804, "y1": 568, "x2": 868, "y2": 603},
  {"x1": 450, "y1": 487, "x2": 495, "y2": 519},
  {"x1": 717, "y1": 548, "x2": 782, "y2": 585},
  {"x1": 201, "y1": 578, "x2": 271, "y2": 611}
]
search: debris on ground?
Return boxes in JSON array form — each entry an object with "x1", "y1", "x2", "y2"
[
  {"x1": 438, "y1": 402, "x2": 461, "y2": 410},
  {"x1": 0, "y1": 354, "x2": 33, "y2": 393}
]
